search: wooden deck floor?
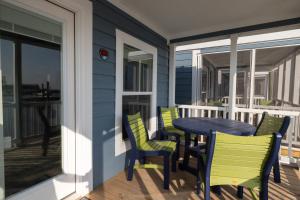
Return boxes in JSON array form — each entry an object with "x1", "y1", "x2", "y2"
[{"x1": 87, "y1": 156, "x2": 300, "y2": 200}]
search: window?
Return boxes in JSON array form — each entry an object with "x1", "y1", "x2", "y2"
[
  {"x1": 123, "y1": 44, "x2": 153, "y2": 131},
  {"x1": 115, "y1": 30, "x2": 157, "y2": 156}
]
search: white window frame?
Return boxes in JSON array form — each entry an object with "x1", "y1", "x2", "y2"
[{"x1": 115, "y1": 29, "x2": 157, "y2": 156}]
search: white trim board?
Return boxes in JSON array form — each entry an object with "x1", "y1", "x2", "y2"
[
  {"x1": 115, "y1": 29, "x2": 158, "y2": 156},
  {"x1": 50, "y1": 0, "x2": 94, "y2": 196}
]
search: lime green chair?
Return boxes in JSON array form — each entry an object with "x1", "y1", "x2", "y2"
[
  {"x1": 123, "y1": 112, "x2": 177, "y2": 189},
  {"x1": 197, "y1": 131, "x2": 282, "y2": 200},
  {"x1": 254, "y1": 112, "x2": 290, "y2": 183},
  {"x1": 237, "y1": 112, "x2": 290, "y2": 198},
  {"x1": 158, "y1": 107, "x2": 200, "y2": 159}
]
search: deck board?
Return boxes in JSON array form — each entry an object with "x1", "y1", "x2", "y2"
[{"x1": 87, "y1": 153, "x2": 300, "y2": 200}]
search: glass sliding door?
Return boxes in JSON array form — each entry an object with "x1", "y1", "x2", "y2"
[
  {"x1": 0, "y1": 1, "x2": 75, "y2": 199},
  {"x1": 0, "y1": 35, "x2": 62, "y2": 197}
]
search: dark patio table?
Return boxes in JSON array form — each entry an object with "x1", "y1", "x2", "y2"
[{"x1": 173, "y1": 117, "x2": 256, "y2": 170}]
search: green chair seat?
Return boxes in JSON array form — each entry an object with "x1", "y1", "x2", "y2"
[
  {"x1": 164, "y1": 126, "x2": 185, "y2": 136},
  {"x1": 139, "y1": 140, "x2": 177, "y2": 152}
]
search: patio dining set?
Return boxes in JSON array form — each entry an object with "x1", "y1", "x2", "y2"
[{"x1": 123, "y1": 107, "x2": 290, "y2": 200}]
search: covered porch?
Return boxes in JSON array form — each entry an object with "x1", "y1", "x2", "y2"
[{"x1": 90, "y1": 0, "x2": 300, "y2": 199}]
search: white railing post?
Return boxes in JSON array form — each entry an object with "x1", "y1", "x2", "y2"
[
  {"x1": 288, "y1": 117, "x2": 294, "y2": 162},
  {"x1": 228, "y1": 35, "x2": 238, "y2": 120},
  {"x1": 169, "y1": 44, "x2": 176, "y2": 107}
]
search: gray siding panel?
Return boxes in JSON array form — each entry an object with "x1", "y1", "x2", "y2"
[
  {"x1": 175, "y1": 51, "x2": 193, "y2": 105},
  {"x1": 92, "y1": 0, "x2": 169, "y2": 187}
]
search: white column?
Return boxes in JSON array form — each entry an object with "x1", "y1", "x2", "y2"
[
  {"x1": 249, "y1": 49, "x2": 256, "y2": 109},
  {"x1": 192, "y1": 50, "x2": 200, "y2": 105},
  {"x1": 228, "y1": 35, "x2": 238, "y2": 119},
  {"x1": 169, "y1": 44, "x2": 176, "y2": 106},
  {"x1": 197, "y1": 53, "x2": 203, "y2": 105}
]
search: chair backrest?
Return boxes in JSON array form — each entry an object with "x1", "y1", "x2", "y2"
[
  {"x1": 123, "y1": 113, "x2": 149, "y2": 150},
  {"x1": 255, "y1": 112, "x2": 290, "y2": 137},
  {"x1": 205, "y1": 131, "x2": 282, "y2": 188},
  {"x1": 157, "y1": 107, "x2": 180, "y2": 129}
]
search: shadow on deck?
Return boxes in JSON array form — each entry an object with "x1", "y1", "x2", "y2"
[{"x1": 87, "y1": 151, "x2": 300, "y2": 200}]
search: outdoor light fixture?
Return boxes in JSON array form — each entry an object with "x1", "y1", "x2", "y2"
[{"x1": 99, "y1": 48, "x2": 109, "y2": 60}]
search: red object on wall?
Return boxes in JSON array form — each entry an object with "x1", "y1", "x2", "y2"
[{"x1": 99, "y1": 49, "x2": 109, "y2": 60}]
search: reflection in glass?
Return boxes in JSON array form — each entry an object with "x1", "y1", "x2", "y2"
[
  {"x1": 1, "y1": 38, "x2": 62, "y2": 197},
  {"x1": 1, "y1": 39, "x2": 16, "y2": 149},
  {"x1": 122, "y1": 95, "x2": 151, "y2": 131},
  {"x1": 123, "y1": 44, "x2": 153, "y2": 92}
]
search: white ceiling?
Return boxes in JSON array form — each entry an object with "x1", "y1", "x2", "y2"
[{"x1": 108, "y1": 0, "x2": 300, "y2": 41}]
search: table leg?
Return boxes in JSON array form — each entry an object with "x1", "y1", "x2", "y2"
[{"x1": 179, "y1": 131, "x2": 191, "y2": 170}]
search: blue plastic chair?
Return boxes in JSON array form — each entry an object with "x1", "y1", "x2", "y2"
[{"x1": 123, "y1": 112, "x2": 177, "y2": 189}]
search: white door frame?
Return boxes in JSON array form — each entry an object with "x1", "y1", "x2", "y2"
[
  {"x1": 0, "y1": 0, "x2": 93, "y2": 199},
  {"x1": 115, "y1": 29, "x2": 157, "y2": 156}
]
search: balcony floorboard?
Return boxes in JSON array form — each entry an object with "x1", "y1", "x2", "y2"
[{"x1": 87, "y1": 148, "x2": 300, "y2": 200}]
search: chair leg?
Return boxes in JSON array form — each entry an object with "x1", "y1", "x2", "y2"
[
  {"x1": 273, "y1": 157, "x2": 281, "y2": 183},
  {"x1": 194, "y1": 135, "x2": 199, "y2": 146},
  {"x1": 204, "y1": 182, "x2": 211, "y2": 200},
  {"x1": 176, "y1": 136, "x2": 180, "y2": 160},
  {"x1": 163, "y1": 154, "x2": 170, "y2": 189},
  {"x1": 237, "y1": 186, "x2": 243, "y2": 199},
  {"x1": 196, "y1": 157, "x2": 201, "y2": 195},
  {"x1": 139, "y1": 156, "x2": 146, "y2": 164},
  {"x1": 259, "y1": 178, "x2": 269, "y2": 200},
  {"x1": 171, "y1": 153, "x2": 177, "y2": 172},
  {"x1": 127, "y1": 152, "x2": 136, "y2": 181}
]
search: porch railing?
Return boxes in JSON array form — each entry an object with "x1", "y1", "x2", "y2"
[
  {"x1": 222, "y1": 96, "x2": 265, "y2": 105},
  {"x1": 177, "y1": 104, "x2": 300, "y2": 165}
]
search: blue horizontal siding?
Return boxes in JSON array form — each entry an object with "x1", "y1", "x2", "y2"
[
  {"x1": 92, "y1": 0, "x2": 169, "y2": 188},
  {"x1": 175, "y1": 51, "x2": 192, "y2": 105}
]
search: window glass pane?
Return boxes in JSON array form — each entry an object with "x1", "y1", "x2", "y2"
[
  {"x1": 1, "y1": 2, "x2": 64, "y2": 197},
  {"x1": 140, "y1": 59, "x2": 152, "y2": 91},
  {"x1": 0, "y1": 1, "x2": 62, "y2": 44},
  {"x1": 122, "y1": 95, "x2": 150, "y2": 139},
  {"x1": 123, "y1": 44, "x2": 152, "y2": 92},
  {"x1": 0, "y1": 40, "x2": 62, "y2": 197},
  {"x1": 1, "y1": 39, "x2": 16, "y2": 150}
]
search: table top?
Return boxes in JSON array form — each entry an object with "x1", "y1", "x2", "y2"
[{"x1": 173, "y1": 117, "x2": 256, "y2": 136}]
